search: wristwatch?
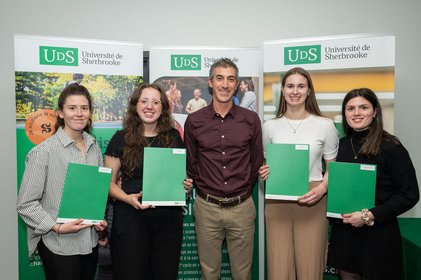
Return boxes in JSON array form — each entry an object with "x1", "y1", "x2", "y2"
[{"x1": 361, "y1": 208, "x2": 375, "y2": 226}]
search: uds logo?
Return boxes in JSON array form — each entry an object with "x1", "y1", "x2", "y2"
[
  {"x1": 39, "y1": 46, "x2": 78, "y2": 66},
  {"x1": 284, "y1": 45, "x2": 321, "y2": 65},
  {"x1": 171, "y1": 55, "x2": 201, "y2": 70}
]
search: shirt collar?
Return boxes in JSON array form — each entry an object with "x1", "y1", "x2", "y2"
[
  {"x1": 55, "y1": 126, "x2": 95, "y2": 147},
  {"x1": 208, "y1": 102, "x2": 237, "y2": 119}
]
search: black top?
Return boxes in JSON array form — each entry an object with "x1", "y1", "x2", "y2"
[
  {"x1": 105, "y1": 128, "x2": 184, "y2": 194},
  {"x1": 328, "y1": 129, "x2": 419, "y2": 278},
  {"x1": 337, "y1": 130, "x2": 419, "y2": 223}
]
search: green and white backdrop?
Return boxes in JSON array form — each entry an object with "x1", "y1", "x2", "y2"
[{"x1": 15, "y1": 34, "x2": 143, "y2": 280}]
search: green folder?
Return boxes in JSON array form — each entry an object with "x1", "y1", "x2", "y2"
[
  {"x1": 57, "y1": 163, "x2": 112, "y2": 225},
  {"x1": 142, "y1": 147, "x2": 186, "y2": 206},
  {"x1": 327, "y1": 162, "x2": 376, "y2": 218},
  {"x1": 265, "y1": 143, "x2": 309, "y2": 201}
]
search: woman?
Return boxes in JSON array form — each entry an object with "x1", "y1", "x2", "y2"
[
  {"x1": 165, "y1": 80, "x2": 177, "y2": 113},
  {"x1": 259, "y1": 67, "x2": 339, "y2": 280},
  {"x1": 105, "y1": 83, "x2": 192, "y2": 280},
  {"x1": 16, "y1": 84, "x2": 107, "y2": 280},
  {"x1": 173, "y1": 89, "x2": 184, "y2": 113},
  {"x1": 239, "y1": 79, "x2": 256, "y2": 112},
  {"x1": 328, "y1": 88, "x2": 419, "y2": 280}
]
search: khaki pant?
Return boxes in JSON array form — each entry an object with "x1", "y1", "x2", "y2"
[
  {"x1": 265, "y1": 182, "x2": 328, "y2": 280},
  {"x1": 194, "y1": 195, "x2": 256, "y2": 280}
]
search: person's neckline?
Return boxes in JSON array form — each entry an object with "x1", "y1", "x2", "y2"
[
  {"x1": 213, "y1": 101, "x2": 233, "y2": 118},
  {"x1": 284, "y1": 111, "x2": 310, "y2": 121}
]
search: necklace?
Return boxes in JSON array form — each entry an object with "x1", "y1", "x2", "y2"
[
  {"x1": 350, "y1": 137, "x2": 362, "y2": 159},
  {"x1": 285, "y1": 117, "x2": 305, "y2": 134},
  {"x1": 145, "y1": 136, "x2": 158, "y2": 147}
]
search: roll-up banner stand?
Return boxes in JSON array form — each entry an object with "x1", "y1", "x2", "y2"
[
  {"x1": 150, "y1": 47, "x2": 262, "y2": 280},
  {"x1": 262, "y1": 33, "x2": 395, "y2": 276},
  {"x1": 15, "y1": 34, "x2": 143, "y2": 279}
]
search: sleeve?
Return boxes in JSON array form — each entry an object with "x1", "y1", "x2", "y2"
[
  {"x1": 184, "y1": 116, "x2": 198, "y2": 180},
  {"x1": 105, "y1": 130, "x2": 124, "y2": 158},
  {"x1": 323, "y1": 118, "x2": 339, "y2": 160},
  {"x1": 262, "y1": 120, "x2": 272, "y2": 159},
  {"x1": 186, "y1": 100, "x2": 193, "y2": 111},
  {"x1": 16, "y1": 147, "x2": 56, "y2": 235},
  {"x1": 249, "y1": 115, "x2": 264, "y2": 185},
  {"x1": 370, "y1": 144, "x2": 420, "y2": 223},
  {"x1": 240, "y1": 92, "x2": 256, "y2": 108}
]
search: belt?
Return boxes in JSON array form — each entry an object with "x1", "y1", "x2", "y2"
[{"x1": 197, "y1": 189, "x2": 251, "y2": 207}]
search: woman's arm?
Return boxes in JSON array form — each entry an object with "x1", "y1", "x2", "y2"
[
  {"x1": 370, "y1": 144, "x2": 419, "y2": 223},
  {"x1": 105, "y1": 155, "x2": 150, "y2": 210},
  {"x1": 298, "y1": 158, "x2": 334, "y2": 205},
  {"x1": 16, "y1": 148, "x2": 56, "y2": 235}
]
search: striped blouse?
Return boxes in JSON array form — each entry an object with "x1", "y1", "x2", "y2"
[{"x1": 16, "y1": 127, "x2": 103, "y2": 256}]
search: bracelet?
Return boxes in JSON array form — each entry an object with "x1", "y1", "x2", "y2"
[
  {"x1": 57, "y1": 224, "x2": 62, "y2": 234},
  {"x1": 361, "y1": 209, "x2": 375, "y2": 226}
]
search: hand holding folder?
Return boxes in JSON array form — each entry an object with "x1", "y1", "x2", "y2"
[
  {"x1": 265, "y1": 143, "x2": 310, "y2": 201},
  {"x1": 142, "y1": 147, "x2": 187, "y2": 206},
  {"x1": 57, "y1": 163, "x2": 112, "y2": 225},
  {"x1": 327, "y1": 162, "x2": 376, "y2": 218}
]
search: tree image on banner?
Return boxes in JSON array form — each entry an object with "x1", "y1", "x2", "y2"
[{"x1": 16, "y1": 71, "x2": 143, "y2": 280}]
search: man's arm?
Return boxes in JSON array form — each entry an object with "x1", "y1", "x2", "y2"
[
  {"x1": 249, "y1": 116, "x2": 264, "y2": 185},
  {"x1": 184, "y1": 116, "x2": 198, "y2": 180}
]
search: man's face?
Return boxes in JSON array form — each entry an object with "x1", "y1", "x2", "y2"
[{"x1": 208, "y1": 66, "x2": 238, "y2": 105}]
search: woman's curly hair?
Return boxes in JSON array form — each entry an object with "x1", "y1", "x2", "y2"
[{"x1": 122, "y1": 83, "x2": 174, "y2": 177}]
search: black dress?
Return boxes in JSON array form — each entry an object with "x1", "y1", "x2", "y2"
[
  {"x1": 328, "y1": 130, "x2": 419, "y2": 280},
  {"x1": 105, "y1": 128, "x2": 185, "y2": 280}
]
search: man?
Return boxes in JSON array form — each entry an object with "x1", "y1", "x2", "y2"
[
  {"x1": 184, "y1": 58, "x2": 263, "y2": 280},
  {"x1": 185, "y1": 88, "x2": 207, "y2": 113}
]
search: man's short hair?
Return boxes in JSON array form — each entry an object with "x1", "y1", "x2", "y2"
[{"x1": 209, "y1": 58, "x2": 239, "y2": 81}]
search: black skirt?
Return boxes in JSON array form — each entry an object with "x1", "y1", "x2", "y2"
[{"x1": 327, "y1": 217, "x2": 403, "y2": 280}]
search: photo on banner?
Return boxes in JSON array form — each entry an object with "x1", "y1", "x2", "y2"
[
  {"x1": 14, "y1": 34, "x2": 143, "y2": 280},
  {"x1": 263, "y1": 34, "x2": 395, "y2": 138},
  {"x1": 150, "y1": 47, "x2": 262, "y2": 280}
]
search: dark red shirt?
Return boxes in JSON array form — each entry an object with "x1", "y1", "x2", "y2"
[{"x1": 184, "y1": 104, "x2": 263, "y2": 197}]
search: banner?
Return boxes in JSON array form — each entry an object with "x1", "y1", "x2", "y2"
[
  {"x1": 150, "y1": 47, "x2": 262, "y2": 279},
  {"x1": 263, "y1": 33, "x2": 395, "y2": 136},
  {"x1": 15, "y1": 34, "x2": 143, "y2": 279},
  {"x1": 262, "y1": 33, "x2": 395, "y2": 277}
]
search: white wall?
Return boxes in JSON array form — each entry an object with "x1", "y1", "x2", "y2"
[{"x1": 2, "y1": 0, "x2": 421, "y2": 278}]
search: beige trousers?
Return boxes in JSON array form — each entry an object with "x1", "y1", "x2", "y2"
[
  {"x1": 194, "y1": 195, "x2": 256, "y2": 280},
  {"x1": 265, "y1": 182, "x2": 328, "y2": 280}
]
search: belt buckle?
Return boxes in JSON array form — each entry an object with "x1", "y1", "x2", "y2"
[
  {"x1": 218, "y1": 199, "x2": 224, "y2": 206},
  {"x1": 218, "y1": 197, "x2": 227, "y2": 206},
  {"x1": 220, "y1": 196, "x2": 238, "y2": 207}
]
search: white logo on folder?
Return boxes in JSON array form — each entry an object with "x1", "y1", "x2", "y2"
[
  {"x1": 173, "y1": 149, "x2": 186, "y2": 155},
  {"x1": 295, "y1": 144, "x2": 309, "y2": 150}
]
